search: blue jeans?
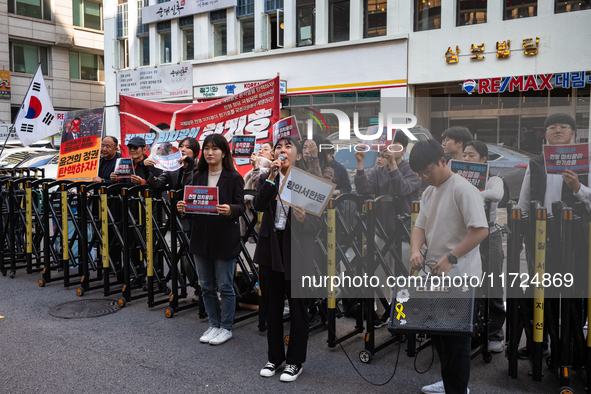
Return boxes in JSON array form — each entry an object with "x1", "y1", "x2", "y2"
[{"x1": 194, "y1": 255, "x2": 236, "y2": 331}]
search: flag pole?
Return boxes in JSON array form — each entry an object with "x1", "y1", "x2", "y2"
[{"x1": 0, "y1": 63, "x2": 42, "y2": 157}]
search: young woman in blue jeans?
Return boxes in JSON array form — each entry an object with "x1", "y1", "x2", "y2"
[{"x1": 177, "y1": 134, "x2": 245, "y2": 345}]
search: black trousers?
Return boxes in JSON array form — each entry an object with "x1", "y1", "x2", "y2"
[
  {"x1": 260, "y1": 265, "x2": 309, "y2": 366},
  {"x1": 431, "y1": 334, "x2": 471, "y2": 394},
  {"x1": 488, "y1": 230, "x2": 506, "y2": 341}
]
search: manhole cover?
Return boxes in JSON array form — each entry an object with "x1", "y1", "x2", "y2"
[{"x1": 49, "y1": 299, "x2": 121, "y2": 319}]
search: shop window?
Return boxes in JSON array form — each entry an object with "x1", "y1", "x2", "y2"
[
  {"x1": 550, "y1": 88, "x2": 572, "y2": 107},
  {"x1": 296, "y1": 0, "x2": 315, "y2": 47},
  {"x1": 213, "y1": 23, "x2": 227, "y2": 57},
  {"x1": 8, "y1": 0, "x2": 51, "y2": 21},
  {"x1": 430, "y1": 94, "x2": 448, "y2": 112},
  {"x1": 450, "y1": 94, "x2": 498, "y2": 111},
  {"x1": 521, "y1": 90, "x2": 548, "y2": 108},
  {"x1": 335, "y1": 92, "x2": 356, "y2": 103},
  {"x1": 555, "y1": 0, "x2": 590, "y2": 13},
  {"x1": 457, "y1": 0, "x2": 486, "y2": 26},
  {"x1": 577, "y1": 84, "x2": 590, "y2": 107},
  {"x1": 519, "y1": 117, "x2": 546, "y2": 154},
  {"x1": 237, "y1": 0, "x2": 254, "y2": 17},
  {"x1": 499, "y1": 91, "x2": 520, "y2": 109},
  {"x1": 500, "y1": 116, "x2": 519, "y2": 148},
  {"x1": 358, "y1": 90, "x2": 380, "y2": 101},
  {"x1": 450, "y1": 118, "x2": 498, "y2": 143},
  {"x1": 329, "y1": 0, "x2": 350, "y2": 43},
  {"x1": 240, "y1": 18, "x2": 255, "y2": 53},
  {"x1": 73, "y1": 0, "x2": 103, "y2": 30},
  {"x1": 313, "y1": 94, "x2": 334, "y2": 104},
  {"x1": 414, "y1": 0, "x2": 441, "y2": 31},
  {"x1": 10, "y1": 41, "x2": 48, "y2": 75},
  {"x1": 69, "y1": 51, "x2": 104, "y2": 81},
  {"x1": 364, "y1": 0, "x2": 387, "y2": 37},
  {"x1": 289, "y1": 95, "x2": 310, "y2": 106},
  {"x1": 504, "y1": 0, "x2": 537, "y2": 20},
  {"x1": 576, "y1": 113, "x2": 589, "y2": 142}
]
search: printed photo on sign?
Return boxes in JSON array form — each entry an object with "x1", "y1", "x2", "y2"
[
  {"x1": 151, "y1": 151, "x2": 183, "y2": 172},
  {"x1": 449, "y1": 160, "x2": 489, "y2": 191},
  {"x1": 231, "y1": 135, "x2": 256, "y2": 157},
  {"x1": 57, "y1": 107, "x2": 103, "y2": 182},
  {"x1": 272, "y1": 116, "x2": 301, "y2": 145},
  {"x1": 184, "y1": 186, "x2": 219, "y2": 215},
  {"x1": 543, "y1": 143, "x2": 589, "y2": 175},
  {"x1": 276, "y1": 166, "x2": 337, "y2": 217},
  {"x1": 115, "y1": 158, "x2": 134, "y2": 178}
]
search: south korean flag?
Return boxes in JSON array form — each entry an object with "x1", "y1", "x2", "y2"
[{"x1": 14, "y1": 64, "x2": 58, "y2": 146}]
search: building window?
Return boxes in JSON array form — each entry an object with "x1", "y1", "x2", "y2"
[
  {"x1": 296, "y1": 0, "x2": 315, "y2": 47},
  {"x1": 213, "y1": 24, "x2": 227, "y2": 57},
  {"x1": 329, "y1": 0, "x2": 350, "y2": 43},
  {"x1": 69, "y1": 51, "x2": 104, "y2": 81},
  {"x1": 263, "y1": 11, "x2": 284, "y2": 50},
  {"x1": 240, "y1": 18, "x2": 255, "y2": 53},
  {"x1": 8, "y1": 0, "x2": 51, "y2": 21},
  {"x1": 414, "y1": 0, "x2": 441, "y2": 31},
  {"x1": 364, "y1": 0, "x2": 387, "y2": 37},
  {"x1": 157, "y1": 21, "x2": 172, "y2": 64},
  {"x1": 139, "y1": 36, "x2": 150, "y2": 66},
  {"x1": 117, "y1": 3, "x2": 128, "y2": 39},
  {"x1": 265, "y1": 0, "x2": 284, "y2": 11},
  {"x1": 115, "y1": 39, "x2": 129, "y2": 69},
  {"x1": 180, "y1": 16, "x2": 194, "y2": 60},
  {"x1": 211, "y1": 9, "x2": 227, "y2": 22},
  {"x1": 555, "y1": 0, "x2": 590, "y2": 13},
  {"x1": 504, "y1": 0, "x2": 536, "y2": 20},
  {"x1": 457, "y1": 0, "x2": 486, "y2": 26},
  {"x1": 73, "y1": 0, "x2": 103, "y2": 30},
  {"x1": 10, "y1": 42, "x2": 48, "y2": 75},
  {"x1": 237, "y1": 0, "x2": 254, "y2": 17},
  {"x1": 136, "y1": 0, "x2": 149, "y2": 36}
]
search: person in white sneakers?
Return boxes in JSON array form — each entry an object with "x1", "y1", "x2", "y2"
[
  {"x1": 409, "y1": 140, "x2": 488, "y2": 394},
  {"x1": 253, "y1": 137, "x2": 320, "y2": 382},
  {"x1": 177, "y1": 134, "x2": 245, "y2": 346}
]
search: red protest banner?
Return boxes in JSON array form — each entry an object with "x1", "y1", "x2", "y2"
[
  {"x1": 119, "y1": 76, "x2": 281, "y2": 176},
  {"x1": 543, "y1": 143, "x2": 589, "y2": 174}
]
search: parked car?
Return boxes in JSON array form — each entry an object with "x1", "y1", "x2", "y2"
[
  {"x1": 14, "y1": 152, "x2": 59, "y2": 179},
  {"x1": 486, "y1": 144, "x2": 535, "y2": 207},
  {"x1": 0, "y1": 147, "x2": 58, "y2": 169}
]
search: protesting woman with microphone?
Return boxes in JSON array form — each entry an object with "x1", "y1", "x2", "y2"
[
  {"x1": 254, "y1": 137, "x2": 320, "y2": 382},
  {"x1": 177, "y1": 134, "x2": 245, "y2": 346}
]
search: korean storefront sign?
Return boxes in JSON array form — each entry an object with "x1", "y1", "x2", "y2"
[
  {"x1": 116, "y1": 63, "x2": 193, "y2": 101},
  {"x1": 445, "y1": 37, "x2": 540, "y2": 64},
  {"x1": 462, "y1": 72, "x2": 591, "y2": 95},
  {"x1": 142, "y1": 0, "x2": 236, "y2": 24},
  {"x1": 194, "y1": 80, "x2": 287, "y2": 99}
]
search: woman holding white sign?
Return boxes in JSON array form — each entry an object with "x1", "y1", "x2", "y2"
[
  {"x1": 144, "y1": 137, "x2": 200, "y2": 191},
  {"x1": 462, "y1": 140, "x2": 506, "y2": 354},
  {"x1": 176, "y1": 134, "x2": 245, "y2": 346},
  {"x1": 253, "y1": 137, "x2": 320, "y2": 383}
]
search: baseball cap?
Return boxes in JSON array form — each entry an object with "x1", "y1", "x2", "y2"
[{"x1": 127, "y1": 136, "x2": 146, "y2": 147}]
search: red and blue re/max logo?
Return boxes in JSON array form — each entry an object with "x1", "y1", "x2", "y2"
[{"x1": 477, "y1": 74, "x2": 553, "y2": 94}]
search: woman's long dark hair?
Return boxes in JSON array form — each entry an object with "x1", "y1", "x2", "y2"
[
  {"x1": 179, "y1": 137, "x2": 200, "y2": 159},
  {"x1": 197, "y1": 134, "x2": 236, "y2": 172},
  {"x1": 310, "y1": 134, "x2": 330, "y2": 170}
]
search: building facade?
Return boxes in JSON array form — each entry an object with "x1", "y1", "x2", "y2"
[
  {"x1": 103, "y1": 0, "x2": 590, "y2": 154},
  {"x1": 0, "y1": 0, "x2": 105, "y2": 134}
]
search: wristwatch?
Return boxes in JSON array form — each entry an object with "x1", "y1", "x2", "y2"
[{"x1": 447, "y1": 253, "x2": 458, "y2": 265}]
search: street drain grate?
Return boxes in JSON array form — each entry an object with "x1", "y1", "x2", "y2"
[{"x1": 49, "y1": 299, "x2": 121, "y2": 319}]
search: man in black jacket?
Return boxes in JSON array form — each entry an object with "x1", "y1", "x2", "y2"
[
  {"x1": 110, "y1": 136, "x2": 161, "y2": 184},
  {"x1": 93, "y1": 136, "x2": 121, "y2": 184}
]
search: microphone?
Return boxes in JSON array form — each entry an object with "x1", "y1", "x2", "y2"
[{"x1": 274, "y1": 154, "x2": 286, "y2": 176}]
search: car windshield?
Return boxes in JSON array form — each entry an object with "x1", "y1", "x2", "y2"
[{"x1": 17, "y1": 154, "x2": 57, "y2": 168}]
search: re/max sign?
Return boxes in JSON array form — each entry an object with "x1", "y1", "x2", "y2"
[{"x1": 473, "y1": 72, "x2": 591, "y2": 94}]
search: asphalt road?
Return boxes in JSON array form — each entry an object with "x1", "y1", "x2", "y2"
[{"x1": 0, "y1": 261, "x2": 585, "y2": 394}]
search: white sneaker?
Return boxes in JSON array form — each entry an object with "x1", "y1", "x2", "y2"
[
  {"x1": 488, "y1": 340, "x2": 504, "y2": 353},
  {"x1": 209, "y1": 328, "x2": 232, "y2": 345},
  {"x1": 280, "y1": 364, "x2": 303, "y2": 382},
  {"x1": 260, "y1": 361, "x2": 283, "y2": 377},
  {"x1": 199, "y1": 327, "x2": 220, "y2": 343},
  {"x1": 421, "y1": 381, "x2": 469, "y2": 394}
]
